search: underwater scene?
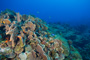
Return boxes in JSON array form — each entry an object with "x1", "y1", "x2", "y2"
[{"x1": 0, "y1": 0, "x2": 90, "y2": 60}]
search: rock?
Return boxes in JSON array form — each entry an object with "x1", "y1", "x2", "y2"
[{"x1": 19, "y1": 53, "x2": 27, "y2": 60}]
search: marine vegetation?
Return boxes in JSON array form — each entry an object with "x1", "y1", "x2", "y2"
[{"x1": 0, "y1": 9, "x2": 82, "y2": 60}]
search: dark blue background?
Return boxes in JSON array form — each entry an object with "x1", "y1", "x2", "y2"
[{"x1": 0, "y1": 0, "x2": 90, "y2": 26}]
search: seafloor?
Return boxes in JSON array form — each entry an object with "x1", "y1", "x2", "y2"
[
  {"x1": 48, "y1": 23, "x2": 90, "y2": 60},
  {"x1": 0, "y1": 9, "x2": 87, "y2": 60}
]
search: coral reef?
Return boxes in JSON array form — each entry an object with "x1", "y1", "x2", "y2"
[
  {"x1": 48, "y1": 22, "x2": 90, "y2": 60},
  {"x1": 0, "y1": 9, "x2": 82, "y2": 60}
]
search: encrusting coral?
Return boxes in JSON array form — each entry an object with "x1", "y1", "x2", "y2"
[{"x1": 0, "y1": 9, "x2": 82, "y2": 60}]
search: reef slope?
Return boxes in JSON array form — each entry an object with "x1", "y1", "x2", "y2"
[{"x1": 0, "y1": 9, "x2": 82, "y2": 60}]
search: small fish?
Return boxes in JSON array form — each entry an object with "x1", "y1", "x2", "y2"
[
  {"x1": 0, "y1": 19, "x2": 5, "y2": 24},
  {"x1": 51, "y1": 34, "x2": 55, "y2": 36},
  {"x1": 2, "y1": 21, "x2": 5, "y2": 24}
]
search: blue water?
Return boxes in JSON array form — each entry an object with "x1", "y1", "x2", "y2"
[
  {"x1": 0, "y1": 0, "x2": 90, "y2": 60},
  {"x1": 0, "y1": 0, "x2": 90, "y2": 26}
]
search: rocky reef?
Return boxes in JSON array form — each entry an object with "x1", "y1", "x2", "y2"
[
  {"x1": 0, "y1": 9, "x2": 82, "y2": 60},
  {"x1": 48, "y1": 23, "x2": 90, "y2": 60}
]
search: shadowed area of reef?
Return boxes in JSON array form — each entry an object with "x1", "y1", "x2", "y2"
[{"x1": 48, "y1": 22, "x2": 90, "y2": 60}]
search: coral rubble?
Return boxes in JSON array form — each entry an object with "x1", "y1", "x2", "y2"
[{"x1": 0, "y1": 9, "x2": 82, "y2": 60}]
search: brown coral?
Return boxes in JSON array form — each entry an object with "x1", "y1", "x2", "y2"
[
  {"x1": 35, "y1": 44, "x2": 47, "y2": 60},
  {"x1": 16, "y1": 13, "x2": 21, "y2": 22},
  {"x1": 14, "y1": 39, "x2": 24, "y2": 54},
  {"x1": 22, "y1": 15, "x2": 28, "y2": 20},
  {"x1": 14, "y1": 44, "x2": 24, "y2": 54},
  {"x1": 25, "y1": 21, "x2": 36, "y2": 31}
]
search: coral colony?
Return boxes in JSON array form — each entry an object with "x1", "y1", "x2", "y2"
[{"x1": 0, "y1": 9, "x2": 82, "y2": 60}]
